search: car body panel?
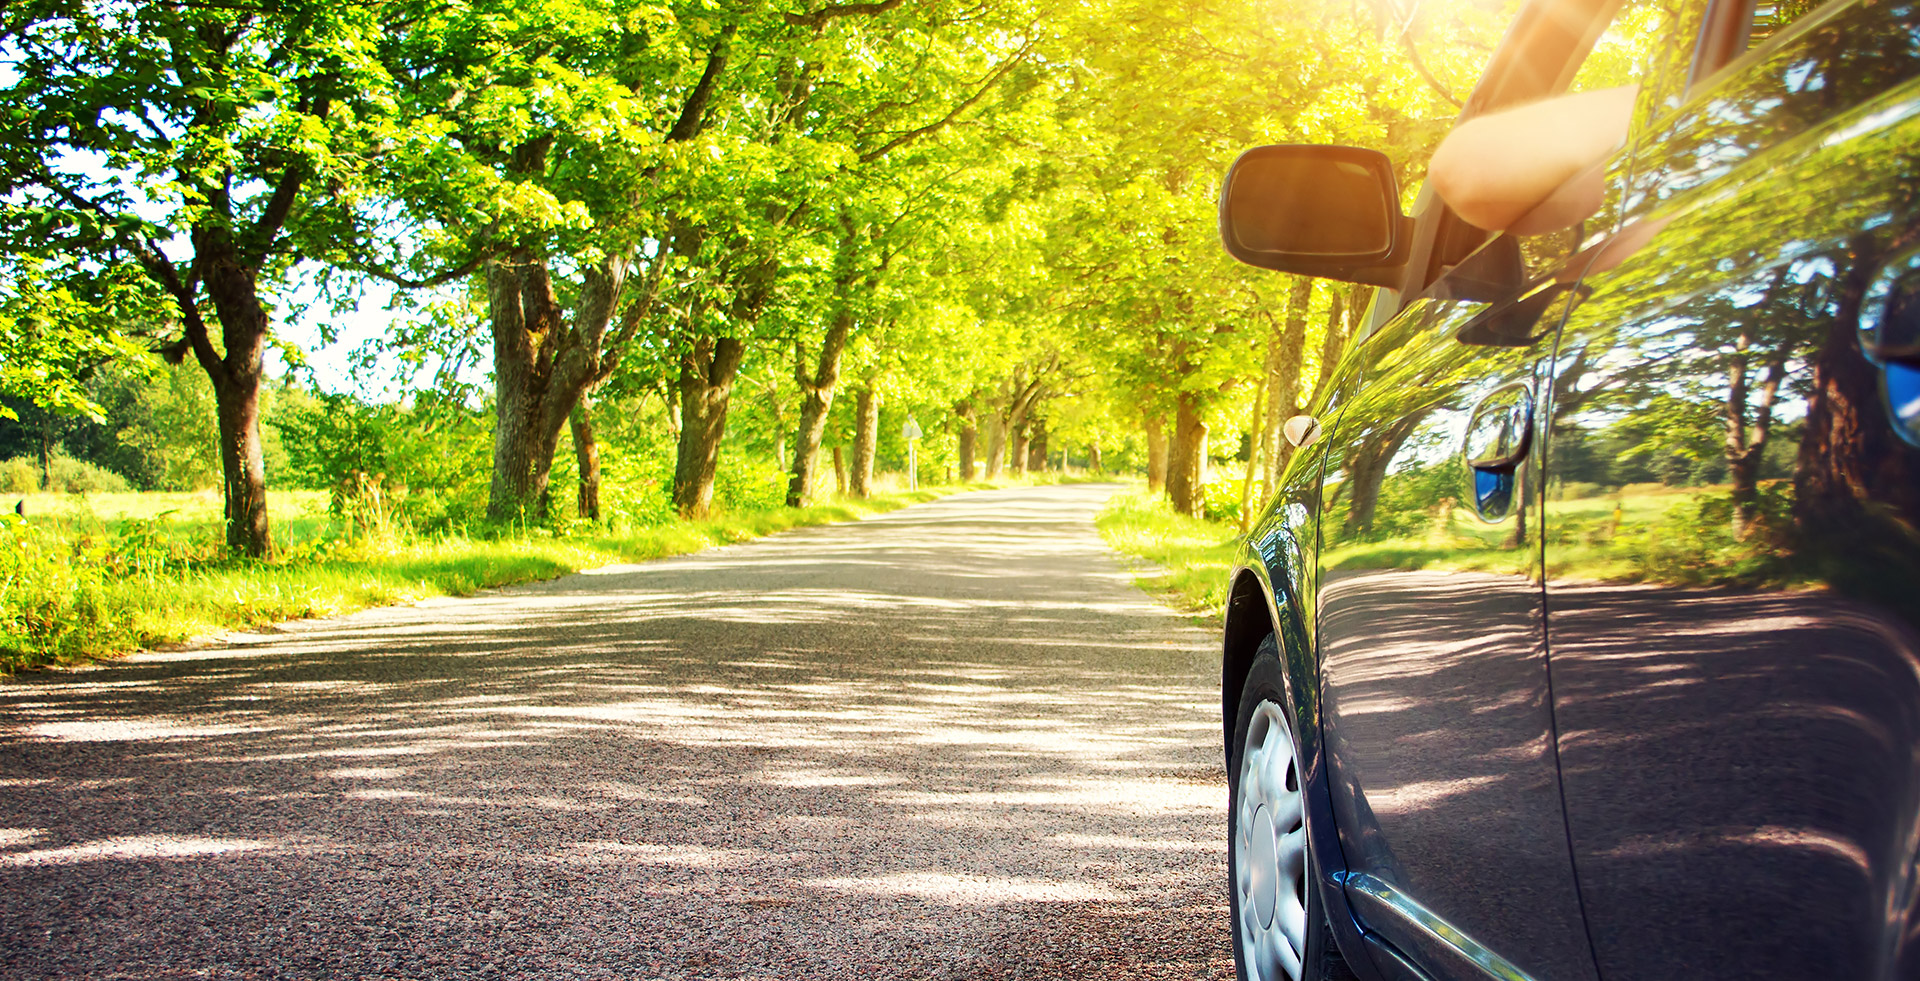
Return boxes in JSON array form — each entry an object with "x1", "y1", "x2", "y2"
[
  {"x1": 1542, "y1": 1, "x2": 1920, "y2": 976},
  {"x1": 1312, "y1": 292, "x2": 1595, "y2": 981},
  {"x1": 1228, "y1": 339, "x2": 1393, "y2": 978}
]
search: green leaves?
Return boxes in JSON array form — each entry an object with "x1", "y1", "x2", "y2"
[{"x1": 0, "y1": 258, "x2": 164, "y2": 422}]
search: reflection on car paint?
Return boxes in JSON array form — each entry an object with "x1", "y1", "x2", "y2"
[
  {"x1": 1544, "y1": 1, "x2": 1920, "y2": 976},
  {"x1": 1314, "y1": 293, "x2": 1596, "y2": 981}
]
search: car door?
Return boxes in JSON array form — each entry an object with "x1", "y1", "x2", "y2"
[
  {"x1": 1315, "y1": 285, "x2": 1585, "y2": 980},
  {"x1": 1309, "y1": 5, "x2": 1697, "y2": 976},
  {"x1": 1543, "y1": 1, "x2": 1920, "y2": 977}
]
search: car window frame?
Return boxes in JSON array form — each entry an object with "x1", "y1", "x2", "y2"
[{"x1": 1685, "y1": 0, "x2": 1856, "y2": 95}]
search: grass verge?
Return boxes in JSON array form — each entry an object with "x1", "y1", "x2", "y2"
[
  {"x1": 1, "y1": 483, "x2": 1007, "y2": 674},
  {"x1": 1095, "y1": 487, "x2": 1242, "y2": 623}
]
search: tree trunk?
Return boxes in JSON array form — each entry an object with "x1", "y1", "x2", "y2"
[
  {"x1": 1726, "y1": 314, "x2": 1794, "y2": 536},
  {"x1": 483, "y1": 192, "x2": 634, "y2": 525},
  {"x1": 1240, "y1": 371, "x2": 1269, "y2": 532},
  {"x1": 674, "y1": 336, "x2": 748, "y2": 518},
  {"x1": 1342, "y1": 414, "x2": 1424, "y2": 537},
  {"x1": 788, "y1": 310, "x2": 854, "y2": 506},
  {"x1": 1026, "y1": 417, "x2": 1049, "y2": 472},
  {"x1": 1265, "y1": 277, "x2": 1316, "y2": 488},
  {"x1": 1258, "y1": 343, "x2": 1286, "y2": 502},
  {"x1": 1145, "y1": 411, "x2": 1169, "y2": 495},
  {"x1": 850, "y1": 383, "x2": 879, "y2": 498},
  {"x1": 36, "y1": 415, "x2": 53, "y2": 491},
  {"x1": 1794, "y1": 240, "x2": 1920, "y2": 589},
  {"x1": 571, "y1": 399, "x2": 601, "y2": 521},
  {"x1": 788, "y1": 213, "x2": 875, "y2": 507},
  {"x1": 1167, "y1": 394, "x2": 1209, "y2": 517},
  {"x1": 765, "y1": 362, "x2": 794, "y2": 473},
  {"x1": 476, "y1": 54, "x2": 729, "y2": 525},
  {"x1": 989, "y1": 369, "x2": 1047, "y2": 481},
  {"x1": 832, "y1": 446, "x2": 848, "y2": 496},
  {"x1": 485, "y1": 252, "x2": 567, "y2": 523},
  {"x1": 985, "y1": 411, "x2": 1006, "y2": 479},
  {"x1": 1508, "y1": 487, "x2": 1529, "y2": 548},
  {"x1": 213, "y1": 372, "x2": 271, "y2": 554},
  {"x1": 201, "y1": 246, "x2": 274, "y2": 557},
  {"x1": 955, "y1": 398, "x2": 977, "y2": 482},
  {"x1": 1088, "y1": 440, "x2": 1103, "y2": 474},
  {"x1": 1726, "y1": 352, "x2": 1784, "y2": 538},
  {"x1": 769, "y1": 387, "x2": 789, "y2": 473}
]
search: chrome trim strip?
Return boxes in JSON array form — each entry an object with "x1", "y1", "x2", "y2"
[{"x1": 1344, "y1": 873, "x2": 1540, "y2": 981}]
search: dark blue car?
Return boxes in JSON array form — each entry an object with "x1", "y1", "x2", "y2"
[{"x1": 1217, "y1": 0, "x2": 1920, "y2": 978}]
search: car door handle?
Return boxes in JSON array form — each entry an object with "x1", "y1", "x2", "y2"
[
  {"x1": 1283, "y1": 414, "x2": 1321, "y2": 448},
  {"x1": 1462, "y1": 382, "x2": 1534, "y2": 521}
]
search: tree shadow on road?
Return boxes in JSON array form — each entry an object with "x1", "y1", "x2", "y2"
[{"x1": 0, "y1": 488, "x2": 1234, "y2": 980}]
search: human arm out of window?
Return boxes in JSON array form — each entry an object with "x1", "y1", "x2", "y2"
[{"x1": 1428, "y1": 85, "x2": 1638, "y2": 235}]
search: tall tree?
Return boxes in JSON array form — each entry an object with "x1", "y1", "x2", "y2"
[{"x1": 0, "y1": 1, "x2": 400, "y2": 554}]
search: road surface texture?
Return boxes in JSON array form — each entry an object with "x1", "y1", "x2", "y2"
[{"x1": 0, "y1": 484, "x2": 1231, "y2": 980}]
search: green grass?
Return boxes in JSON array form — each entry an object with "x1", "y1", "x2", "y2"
[
  {"x1": 15, "y1": 488, "x2": 331, "y2": 523},
  {"x1": 0, "y1": 482, "x2": 1016, "y2": 674},
  {"x1": 1095, "y1": 487, "x2": 1242, "y2": 622},
  {"x1": 15, "y1": 488, "x2": 336, "y2": 551}
]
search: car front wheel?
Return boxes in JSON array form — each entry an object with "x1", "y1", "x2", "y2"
[{"x1": 1229, "y1": 635, "x2": 1355, "y2": 981}]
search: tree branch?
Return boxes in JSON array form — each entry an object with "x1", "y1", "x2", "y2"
[
  {"x1": 784, "y1": 0, "x2": 905, "y2": 29},
  {"x1": 858, "y1": 43, "x2": 1032, "y2": 163},
  {"x1": 666, "y1": 25, "x2": 736, "y2": 143},
  {"x1": 246, "y1": 97, "x2": 329, "y2": 264},
  {"x1": 1400, "y1": 34, "x2": 1463, "y2": 108},
  {"x1": 40, "y1": 178, "x2": 223, "y2": 375},
  {"x1": 344, "y1": 249, "x2": 492, "y2": 290}
]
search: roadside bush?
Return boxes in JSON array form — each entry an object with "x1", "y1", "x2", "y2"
[
  {"x1": 50, "y1": 456, "x2": 130, "y2": 493},
  {"x1": 1624, "y1": 486, "x2": 1791, "y2": 585},
  {"x1": 716, "y1": 454, "x2": 789, "y2": 512},
  {"x1": 1365, "y1": 463, "x2": 1457, "y2": 541},
  {"x1": 0, "y1": 512, "x2": 112, "y2": 664},
  {"x1": 0, "y1": 455, "x2": 131, "y2": 493},
  {"x1": 273, "y1": 392, "x2": 491, "y2": 535},
  {"x1": 0, "y1": 457, "x2": 34, "y2": 493},
  {"x1": 1200, "y1": 480, "x2": 1242, "y2": 525}
]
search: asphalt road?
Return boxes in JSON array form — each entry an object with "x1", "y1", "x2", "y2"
[{"x1": 0, "y1": 483, "x2": 1230, "y2": 980}]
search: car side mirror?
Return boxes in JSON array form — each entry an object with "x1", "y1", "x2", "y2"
[{"x1": 1219, "y1": 145, "x2": 1412, "y2": 288}]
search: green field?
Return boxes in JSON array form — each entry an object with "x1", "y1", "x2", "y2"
[{"x1": 14, "y1": 489, "x2": 334, "y2": 548}]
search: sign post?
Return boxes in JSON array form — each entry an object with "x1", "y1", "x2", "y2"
[{"x1": 901, "y1": 417, "x2": 923, "y2": 490}]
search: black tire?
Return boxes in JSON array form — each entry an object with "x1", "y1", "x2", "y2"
[{"x1": 1228, "y1": 634, "x2": 1357, "y2": 981}]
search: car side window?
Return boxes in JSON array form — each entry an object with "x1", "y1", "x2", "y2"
[
  {"x1": 1683, "y1": 0, "x2": 1838, "y2": 97},
  {"x1": 1744, "y1": 0, "x2": 1834, "y2": 48},
  {"x1": 1620, "y1": 0, "x2": 1920, "y2": 225}
]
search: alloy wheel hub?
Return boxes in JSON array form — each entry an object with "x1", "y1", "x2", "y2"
[{"x1": 1236, "y1": 700, "x2": 1308, "y2": 981}]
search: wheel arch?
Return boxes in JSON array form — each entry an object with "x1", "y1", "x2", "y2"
[
  {"x1": 1223, "y1": 562, "x2": 1283, "y2": 762},
  {"x1": 1225, "y1": 554, "x2": 1385, "y2": 981}
]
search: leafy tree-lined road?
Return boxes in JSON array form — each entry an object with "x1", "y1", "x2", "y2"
[
  {"x1": 0, "y1": 484, "x2": 1228, "y2": 979},
  {"x1": 0, "y1": 0, "x2": 1514, "y2": 670}
]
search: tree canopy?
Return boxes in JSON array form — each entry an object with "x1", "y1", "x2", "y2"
[{"x1": 0, "y1": 0, "x2": 1504, "y2": 532}]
